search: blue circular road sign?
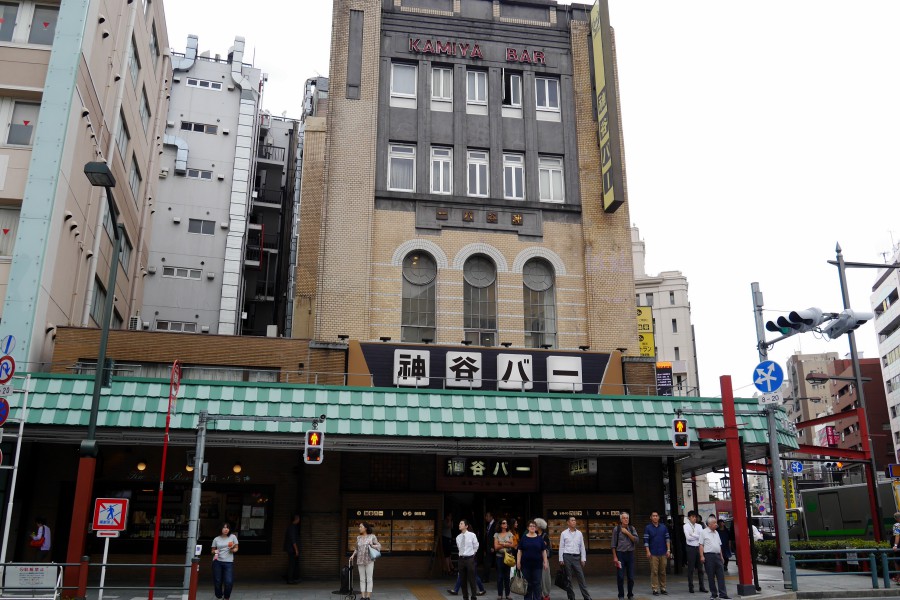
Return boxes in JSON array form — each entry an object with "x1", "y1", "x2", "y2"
[
  {"x1": 753, "y1": 360, "x2": 784, "y2": 393},
  {"x1": 790, "y1": 461, "x2": 803, "y2": 474}
]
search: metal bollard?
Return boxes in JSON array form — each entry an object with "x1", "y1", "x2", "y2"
[
  {"x1": 188, "y1": 557, "x2": 200, "y2": 600},
  {"x1": 77, "y1": 555, "x2": 91, "y2": 600},
  {"x1": 788, "y1": 554, "x2": 798, "y2": 591},
  {"x1": 882, "y1": 551, "x2": 892, "y2": 589},
  {"x1": 870, "y1": 553, "x2": 878, "y2": 589}
]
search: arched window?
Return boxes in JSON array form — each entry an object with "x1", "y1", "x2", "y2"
[
  {"x1": 401, "y1": 251, "x2": 436, "y2": 342},
  {"x1": 463, "y1": 255, "x2": 497, "y2": 346},
  {"x1": 523, "y1": 258, "x2": 557, "y2": 348}
]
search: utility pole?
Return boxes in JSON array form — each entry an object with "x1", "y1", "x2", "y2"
[{"x1": 751, "y1": 282, "x2": 791, "y2": 589}]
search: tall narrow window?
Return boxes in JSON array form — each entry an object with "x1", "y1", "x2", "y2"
[
  {"x1": 467, "y1": 150, "x2": 489, "y2": 197},
  {"x1": 401, "y1": 251, "x2": 436, "y2": 343},
  {"x1": 28, "y1": 5, "x2": 58, "y2": 45},
  {"x1": 503, "y1": 153, "x2": 525, "y2": 200},
  {"x1": 535, "y1": 77, "x2": 560, "y2": 111},
  {"x1": 466, "y1": 70, "x2": 487, "y2": 104},
  {"x1": 674, "y1": 347, "x2": 681, "y2": 361},
  {"x1": 7, "y1": 102, "x2": 40, "y2": 146},
  {"x1": 128, "y1": 37, "x2": 141, "y2": 87},
  {"x1": 115, "y1": 112, "x2": 130, "y2": 160},
  {"x1": 149, "y1": 23, "x2": 160, "y2": 65},
  {"x1": 391, "y1": 63, "x2": 417, "y2": 108},
  {"x1": 432, "y1": 67, "x2": 452, "y2": 101},
  {"x1": 463, "y1": 255, "x2": 497, "y2": 347},
  {"x1": 672, "y1": 318, "x2": 678, "y2": 333},
  {"x1": 119, "y1": 231, "x2": 133, "y2": 272},
  {"x1": 503, "y1": 72, "x2": 522, "y2": 107},
  {"x1": 90, "y1": 278, "x2": 107, "y2": 325},
  {"x1": 538, "y1": 156, "x2": 565, "y2": 202},
  {"x1": 388, "y1": 144, "x2": 415, "y2": 192},
  {"x1": 0, "y1": 3, "x2": 18, "y2": 42},
  {"x1": 139, "y1": 89, "x2": 151, "y2": 131},
  {"x1": 646, "y1": 293, "x2": 654, "y2": 307},
  {"x1": 129, "y1": 156, "x2": 142, "y2": 201},
  {"x1": 431, "y1": 147, "x2": 452, "y2": 195},
  {"x1": 669, "y1": 291, "x2": 675, "y2": 305},
  {"x1": 523, "y1": 259, "x2": 557, "y2": 349}
]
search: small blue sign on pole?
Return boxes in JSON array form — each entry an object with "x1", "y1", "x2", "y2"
[
  {"x1": 790, "y1": 461, "x2": 803, "y2": 474},
  {"x1": 753, "y1": 360, "x2": 784, "y2": 394}
]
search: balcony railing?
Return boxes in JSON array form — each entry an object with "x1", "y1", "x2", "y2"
[{"x1": 257, "y1": 144, "x2": 285, "y2": 162}]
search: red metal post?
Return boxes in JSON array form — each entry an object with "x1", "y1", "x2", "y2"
[
  {"x1": 76, "y1": 555, "x2": 90, "y2": 600},
  {"x1": 720, "y1": 375, "x2": 755, "y2": 594},
  {"x1": 65, "y1": 458, "x2": 96, "y2": 592},
  {"x1": 188, "y1": 557, "x2": 200, "y2": 600}
]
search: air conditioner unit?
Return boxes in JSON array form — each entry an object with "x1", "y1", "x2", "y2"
[
  {"x1": 128, "y1": 316, "x2": 140, "y2": 330},
  {"x1": 147, "y1": 265, "x2": 157, "y2": 274}
]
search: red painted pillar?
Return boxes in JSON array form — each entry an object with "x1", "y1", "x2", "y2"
[
  {"x1": 65, "y1": 457, "x2": 96, "y2": 593},
  {"x1": 720, "y1": 376, "x2": 755, "y2": 594}
]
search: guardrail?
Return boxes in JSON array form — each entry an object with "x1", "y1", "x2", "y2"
[{"x1": 786, "y1": 548, "x2": 898, "y2": 591}]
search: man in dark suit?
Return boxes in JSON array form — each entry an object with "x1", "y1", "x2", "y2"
[{"x1": 482, "y1": 512, "x2": 496, "y2": 583}]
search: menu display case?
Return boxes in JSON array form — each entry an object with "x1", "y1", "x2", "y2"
[
  {"x1": 546, "y1": 509, "x2": 623, "y2": 554},
  {"x1": 346, "y1": 509, "x2": 436, "y2": 555}
]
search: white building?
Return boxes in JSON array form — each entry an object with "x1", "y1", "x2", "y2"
[
  {"x1": 631, "y1": 226, "x2": 700, "y2": 395},
  {"x1": 870, "y1": 242, "x2": 900, "y2": 462}
]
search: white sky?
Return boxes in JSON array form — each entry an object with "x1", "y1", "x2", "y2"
[{"x1": 164, "y1": 1, "x2": 900, "y2": 398}]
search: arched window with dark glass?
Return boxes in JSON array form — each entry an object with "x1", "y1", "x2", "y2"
[
  {"x1": 463, "y1": 255, "x2": 497, "y2": 346},
  {"x1": 523, "y1": 258, "x2": 557, "y2": 348},
  {"x1": 401, "y1": 251, "x2": 436, "y2": 342}
]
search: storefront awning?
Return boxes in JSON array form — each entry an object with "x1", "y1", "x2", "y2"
[{"x1": 19, "y1": 374, "x2": 796, "y2": 469}]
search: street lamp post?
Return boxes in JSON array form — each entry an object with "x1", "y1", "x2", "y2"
[{"x1": 65, "y1": 162, "x2": 125, "y2": 584}]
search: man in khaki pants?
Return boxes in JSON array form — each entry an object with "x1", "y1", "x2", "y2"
[{"x1": 643, "y1": 511, "x2": 671, "y2": 595}]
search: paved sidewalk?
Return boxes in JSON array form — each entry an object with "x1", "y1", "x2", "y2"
[{"x1": 94, "y1": 564, "x2": 900, "y2": 600}]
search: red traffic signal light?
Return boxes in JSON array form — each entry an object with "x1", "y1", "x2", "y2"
[
  {"x1": 304, "y1": 429, "x2": 324, "y2": 464},
  {"x1": 672, "y1": 418, "x2": 690, "y2": 449}
]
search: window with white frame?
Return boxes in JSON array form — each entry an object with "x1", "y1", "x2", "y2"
[
  {"x1": 102, "y1": 202, "x2": 115, "y2": 239},
  {"x1": 535, "y1": 77, "x2": 560, "y2": 111},
  {"x1": 401, "y1": 251, "x2": 437, "y2": 343},
  {"x1": 523, "y1": 258, "x2": 557, "y2": 349},
  {"x1": 185, "y1": 78, "x2": 223, "y2": 91},
  {"x1": 0, "y1": 3, "x2": 18, "y2": 42},
  {"x1": 466, "y1": 70, "x2": 488, "y2": 104},
  {"x1": 139, "y1": 89, "x2": 151, "y2": 131},
  {"x1": 467, "y1": 150, "x2": 489, "y2": 197},
  {"x1": 156, "y1": 320, "x2": 197, "y2": 333},
  {"x1": 163, "y1": 266, "x2": 202, "y2": 280},
  {"x1": 463, "y1": 254, "x2": 497, "y2": 347},
  {"x1": 119, "y1": 231, "x2": 132, "y2": 272},
  {"x1": 6, "y1": 101, "x2": 40, "y2": 146},
  {"x1": 115, "y1": 111, "x2": 130, "y2": 160},
  {"x1": 188, "y1": 219, "x2": 215, "y2": 235},
  {"x1": 28, "y1": 4, "x2": 58, "y2": 45},
  {"x1": 431, "y1": 67, "x2": 452, "y2": 102},
  {"x1": 180, "y1": 121, "x2": 218, "y2": 134},
  {"x1": 503, "y1": 153, "x2": 525, "y2": 200},
  {"x1": 129, "y1": 156, "x2": 142, "y2": 201},
  {"x1": 186, "y1": 168, "x2": 213, "y2": 180},
  {"x1": 503, "y1": 72, "x2": 522, "y2": 108},
  {"x1": 430, "y1": 147, "x2": 452, "y2": 195},
  {"x1": 128, "y1": 37, "x2": 141, "y2": 87},
  {"x1": 538, "y1": 156, "x2": 564, "y2": 203},
  {"x1": 388, "y1": 144, "x2": 415, "y2": 192},
  {"x1": 149, "y1": 23, "x2": 160, "y2": 65},
  {"x1": 391, "y1": 63, "x2": 417, "y2": 108}
]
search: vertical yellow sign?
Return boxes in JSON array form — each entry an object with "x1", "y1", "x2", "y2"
[
  {"x1": 782, "y1": 477, "x2": 797, "y2": 509},
  {"x1": 637, "y1": 306, "x2": 654, "y2": 357},
  {"x1": 590, "y1": 0, "x2": 624, "y2": 213}
]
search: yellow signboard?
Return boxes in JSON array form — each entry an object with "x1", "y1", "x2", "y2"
[
  {"x1": 637, "y1": 306, "x2": 653, "y2": 332},
  {"x1": 639, "y1": 333, "x2": 655, "y2": 358},
  {"x1": 590, "y1": 0, "x2": 624, "y2": 213},
  {"x1": 782, "y1": 477, "x2": 797, "y2": 509}
]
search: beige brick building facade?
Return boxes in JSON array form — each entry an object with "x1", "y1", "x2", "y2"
[{"x1": 296, "y1": 0, "x2": 639, "y2": 359}]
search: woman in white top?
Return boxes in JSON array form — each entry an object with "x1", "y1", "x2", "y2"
[
  {"x1": 211, "y1": 522, "x2": 239, "y2": 600},
  {"x1": 350, "y1": 522, "x2": 382, "y2": 600}
]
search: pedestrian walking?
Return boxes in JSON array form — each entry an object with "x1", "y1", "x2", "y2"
[
  {"x1": 516, "y1": 521, "x2": 549, "y2": 600},
  {"x1": 457, "y1": 519, "x2": 481, "y2": 600},
  {"x1": 494, "y1": 518, "x2": 515, "y2": 600},
  {"x1": 534, "y1": 518, "x2": 552, "y2": 600},
  {"x1": 350, "y1": 522, "x2": 382, "y2": 600},
  {"x1": 611, "y1": 512, "x2": 637, "y2": 600},
  {"x1": 283, "y1": 514, "x2": 301, "y2": 584},
  {"x1": 683, "y1": 512, "x2": 707, "y2": 594},
  {"x1": 211, "y1": 523, "x2": 239, "y2": 600},
  {"x1": 484, "y1": 512, "x2": 497, "y2": 583},
  {"x1": 643, "y1": 511, "x2": 671, "y2": 595},
  {"x1": 30, "y1": 517, "x2": 51, "y2": 562},
  {"x1": 699, "y1": 517, "x2": 730, "y2": 600},
  {"x1": 716, "y1": 520, "x2": 732, "y2": 572},
  {"x1": 558, "y1": 516, "x2": 592, "y2": 600}
]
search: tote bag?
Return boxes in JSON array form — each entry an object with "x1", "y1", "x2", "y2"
[{"x1": 510, "y1": 569, "x2": 528, "y2": 596}]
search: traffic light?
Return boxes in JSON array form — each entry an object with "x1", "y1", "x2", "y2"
[
  {"x1": 672, "y1": 418, "x2": 690, "y2": 449},
  {"x1": 820, "y1": 309, "x2": 874, "y2": 340},
  {"x1": 304, "y1": 429, "x2": 324, "y2": 464},
  {"x1": 765, "y1": 308, "x2": 826, "y2": 336},
  {"x1": 824, "y1": 461, "x2": 843, "y2": 471}
]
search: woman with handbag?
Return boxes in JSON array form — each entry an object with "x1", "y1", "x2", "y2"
[
  {"x1": 211, "y1": 522, "x2": 239, "y2": 600},
  {"x1": 30, "y1": 517, "x2": 51, "y2": 562},
  {"x1": 494, "y1": 519, "x2": 515, "y2": 600},
  {"x1": 516, "y1": 521, "x2": 548, "y2": 600},
  {"x1": 350, "y1": 522, "x2": 382, "y2": 600},
  {"x1": 534, "y1": 519, "x2": 552, "y2": 600}
]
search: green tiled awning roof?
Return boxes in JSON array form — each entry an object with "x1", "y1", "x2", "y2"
[{"x1": 17, "y1": 375, "x2": 797, "y2": 447}]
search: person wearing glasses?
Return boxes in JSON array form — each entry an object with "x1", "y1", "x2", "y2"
[
  {"x1": 516, "y1": 520, "x2": 549, "y2": 600},
  {"x1": 494, "y1": 519, "x2": 515, "y2": 600}
]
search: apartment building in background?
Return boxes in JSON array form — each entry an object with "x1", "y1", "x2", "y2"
[
  {"x1": 1, "y1": 0, "x2": 170, "y2": 370},
  {"x1": 632, "y1": 226, "x2": 700, "y2": 395},
  {"x1": 141, "y1": 35, "x2": 300, "y2": 337},
  {"x1": 871, "y1": 244, "x2": 900, "y2": 462},
  {"x1": 784, "y1": 351, "x2": 838, "y2": 449}
]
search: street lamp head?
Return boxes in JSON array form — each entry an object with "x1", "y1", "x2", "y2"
[{"x1": 84, "y1": 161, "x2": 116, "y2": 188}]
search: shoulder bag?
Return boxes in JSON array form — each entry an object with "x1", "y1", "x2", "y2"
[
  {"x1": 368, "y1": 537, "x2": 381, "y2": 560},
  {"x1": 510, "y1": 569, "x2": 528, "y2": 596},
  {"x1": 503, "y1": 549, "x2": 516, "y2": 567},
  {"x1": 29, "y1": 526, "x2": 44, "y2": 548}
]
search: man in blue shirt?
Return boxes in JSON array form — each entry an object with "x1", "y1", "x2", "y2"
[{"x1": 643, "y1": 511, "x2": 671, "y2": 595}]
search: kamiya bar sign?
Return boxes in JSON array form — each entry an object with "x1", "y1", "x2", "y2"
[{"x1": 408, "y1": 38, "x2": 546, "y2": 64}]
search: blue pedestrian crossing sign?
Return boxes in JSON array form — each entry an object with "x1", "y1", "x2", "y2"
[
  {"x1": 753, "y1": 361, "x2": 784, "y2": 393},
  {"x1": 790, "y1": 461, "x2": 803, "y2": 474}
]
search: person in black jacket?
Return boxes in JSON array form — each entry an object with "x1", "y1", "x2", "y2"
[{"x1": 283, "y1": 514, "x2": 301, "y2": 584}]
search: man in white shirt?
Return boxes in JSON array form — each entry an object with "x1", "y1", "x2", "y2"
[
  {"x1": 457, "y1": 519, "x2": 480, "y2": 600},
  {"x1": 699, "y1": 517, "x2": 730, "y2": 600},
  {"x1": 559, "y1": 516, "x2": 592, "y2": 600},
  {"x1": 682, "y1": 512, "x2": 707, "y2": 594}
]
